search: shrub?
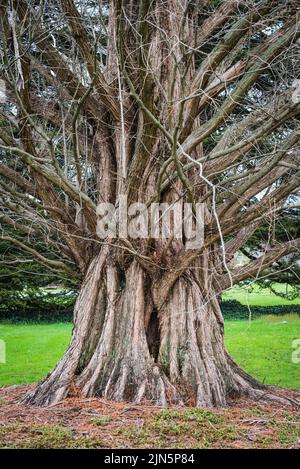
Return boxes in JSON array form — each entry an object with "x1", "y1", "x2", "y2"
[
  {"x1": 0, "y1": 291, "x2": 299, "y2": 323},
  {"x1": 221, "y1": 300, "x2": 300, "y2": 320},
  {"x1": 0, "y1": 289, "x2": 76, "y2": 323}
]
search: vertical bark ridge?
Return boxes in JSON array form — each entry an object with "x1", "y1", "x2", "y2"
[
  {"x1": 21, "y1": 256, "x2": 268, "y2": 408},
  {"x1": 20, "y1": 248, "x2": 109, "y2": 405}
]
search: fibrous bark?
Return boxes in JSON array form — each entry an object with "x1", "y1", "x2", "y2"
[
  {"x1": 22, "y1": 250, "x2": 266, "y2": 407},
  {"x1": 1, "y1": 1, "x2": 299, "y2": 409}
]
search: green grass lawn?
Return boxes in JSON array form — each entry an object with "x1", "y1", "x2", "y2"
[
  {"x1": 0, "y1": 323, "x2": 72, "y2": 386},
  {"x1": 225, "y1": 315, "x2": 300, "y2": 388},
  {"x1": 222, "y1": 282, "x2": 300, "y2": 306},
  {"x1": 0, "y1": 315, "x2": 299, "y2": 388}
]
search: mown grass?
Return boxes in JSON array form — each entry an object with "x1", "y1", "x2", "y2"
[
  {"x1": 225, "y1": 314, "x2": 300, "y2": 388},
  {"x1": 0, "y1": 323, "x2": 71, "y2": 385},
  {"x1": 0, "y1": 315, "x2": 299, "y2": 388},
  {"x1": 223, "y1": 282, "x2": 300, "y2": 306}
]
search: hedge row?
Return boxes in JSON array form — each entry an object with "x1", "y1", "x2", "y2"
[
  {"x1": 0, "y1": 289, "x2": 76, "y2": 323},
  {"x1": 0, "y1": 291, "x2": 299, "y2": 323},
  {"x1": 221, "y1": 300, "x2": 300, "y2": 320}
]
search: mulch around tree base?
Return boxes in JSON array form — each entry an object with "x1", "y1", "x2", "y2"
[{"x1": 0, "y1": 385, "x2": 299, "y2": 449}]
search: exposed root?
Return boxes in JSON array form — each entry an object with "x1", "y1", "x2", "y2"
[
  {"x1": 245, "y1": 388, "x2": 300, "y2": 408},
  {"x1": 18, "y1": 259, "x2": 299, "y2": 410}
]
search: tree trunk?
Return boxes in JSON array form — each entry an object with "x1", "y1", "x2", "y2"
[
  {"x1": 3, "y1": 0, "x2": 299, "y2": 410},
  {"x1": 22, "y1": 251, "x2": 266, "y2": 407}
]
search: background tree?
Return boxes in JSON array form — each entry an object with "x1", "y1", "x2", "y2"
[
  {"x1": 0, "y1": 0, "x2": 299, "y2": 406},
  {"x1": 242, "y1": 205, "x2": 300, "y2": 297}
]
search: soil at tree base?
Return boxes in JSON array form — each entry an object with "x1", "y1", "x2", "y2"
[{"x1": 0, "y1": 385, "x2": 299, "y2": 449}]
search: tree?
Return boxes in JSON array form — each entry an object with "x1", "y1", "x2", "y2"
[
  {"x1": 0, "y1": 0, "x2": 299, "y2": 407},
  {"x1": 242, "y1": 205, "x2": 300, "y2": 298}
]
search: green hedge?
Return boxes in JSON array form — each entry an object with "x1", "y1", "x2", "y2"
[
  {"x1": 0, "y1": 289, "x2": 76, "y2": 323},
  {"x1": 221, "y1": 300, "x2": 300, "y2": 320},
  {"x1": 0, "y1": 291, "x2": 299, "y2": 323}
]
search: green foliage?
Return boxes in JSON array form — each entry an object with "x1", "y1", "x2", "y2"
[
  {"x1": 0, "y1": 261, "x2": 53, "y2": 291},
  {"x1": 0, "y1": 424, "x2": 101, "y2": 449},
  {"x1": 0, "y1": 289, "x2": 76, "y2": 322},
  {"x1": 0, "y1": 234, "x2": 76, "y2": 291},
  {"x1": 1, "y1": 281, "x2": 299, "y2": 323},
  {"x1": 221, "y1": 300, "x2": 300, "y2": 320},
  {"x1": 241, "y1": 207, "x2": 300, "y2": 289},
  {"x1": 92, "y1": 415, "x2": 113, "y2": 426},
  {"x1": 222, "y1": 282, "x2": 300, "y2": 319},
  {"x1": 157, "y1": 408, "x2": 222, "y2": 424}
]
